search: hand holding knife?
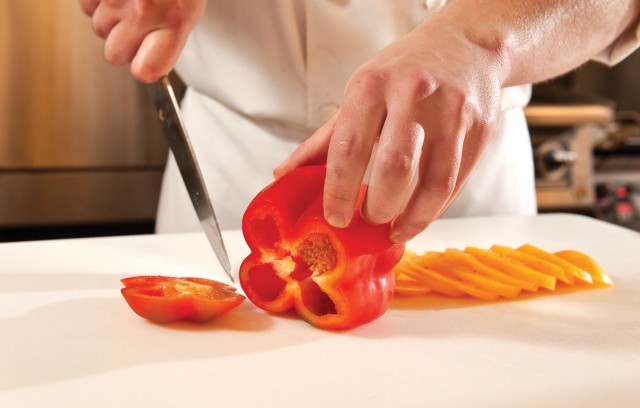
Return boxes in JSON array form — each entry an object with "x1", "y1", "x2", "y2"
[{"x1": 146, "y1": 75, "x2": 234, "y2": 282}]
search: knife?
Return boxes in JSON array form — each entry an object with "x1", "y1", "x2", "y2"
[{"x1": 146, "y1": 75, "x2": 234, "y2": 282}]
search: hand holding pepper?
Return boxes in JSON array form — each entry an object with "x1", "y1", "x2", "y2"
[
  {"x1": 275, "y1": 11, "x2": 504, "y2": 244},
  {"x1": 240, "y1": 165, "x2": 404, "y2": 330},
  {"x1": 275, "y1": 0, "x2": 640, "y2": 244}
]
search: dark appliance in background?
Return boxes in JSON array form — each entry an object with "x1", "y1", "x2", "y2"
[
  {"x1": 593, "y1": 112, "x2": 640, "y2": 231},
  {"x1": 526, "y1": 102, "x2": 612, "y2": 211},
  {"x1": 529, "y1": 74, "x2": 640, "y2": 231},
  {"x1": 0, "y1": 2, "x2": 168, "y2": 241}
]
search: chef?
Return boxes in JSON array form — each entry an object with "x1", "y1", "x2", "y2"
[{"x1": 79, "y1": 0, "x2": 640, "y2": 242}]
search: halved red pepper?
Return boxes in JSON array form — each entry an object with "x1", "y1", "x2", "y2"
[{"x1": 239, "y1": 165, "x2": 404, "y2": 330}]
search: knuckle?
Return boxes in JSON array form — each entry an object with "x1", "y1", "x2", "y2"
[
  {"x1": 376, "y1": 150, "x2": 417, "y2": 180},
  {"x1": 131, "y1": 0, "x2": 155, "y2": 24},
  {"x1": 472, "y1": 119, "x2": 494, "y2": 144},
  {"x1": 347, "y1": 68, "x2": 388, "y2": 99},
  {"x1": 445, "y1": 86, "x2": 498, "y2": 131},
  {"x1": 79, "y1": 0, "x2": 96, "y2": 15},
  {"x1": 364, "y1": 205, "x2": 394, "y2": 225},
  {"x1": 447, "y1": 86, "x2": 471, "y2": 118},
  {"x1": 129, "y1": 0, "x2": 187, "y2": 30},
  {"x1": 324, "y1": 186, "x2": 357, "y2": 218},
  {"x1": 92, "y1": 19, "x2": 109, "y2": 38},
  {"x1": 92, "y1": 26, "x2": 105, "y2": 39},
  {"x1": 137, "y1": 0, "x2": 172, "y2": 18},
  {"x1": 428, "y1": 176, "x2": 457, "y2": 196},
  {"x1": 331, "y1": 137, "x2": 355, "y2": 159},
  {"x1": 404, "y1": 75, "x2": 437, "y2": 103},
  {"x1": 401, "y1": 218, "x2": 431, "y2": 236},
  {"x1": 324, "y1": 172, "x2": 357, "y2": 206},
  {"x1": 163, "y1": 9, "x2": 187, "y2": 30},
  {"x1": 330, "y1": 136, "x2": 366, "y2": 161},
  {"x1": 325, "y1": 187, "x2": 353, "y2": 204},
  {"x1": 104, "y1": 47, "x2": 128, "y2": 66},
  {"x1": 440, "y1": 85, "x2": 477, "y2": 125}
]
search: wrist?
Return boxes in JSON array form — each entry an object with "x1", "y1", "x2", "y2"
[{"x1": 417, "y1": 10, "x2": 513, "y2": 88}]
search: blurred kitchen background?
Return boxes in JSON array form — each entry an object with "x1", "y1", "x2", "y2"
[
  {"x1": 1, "y1": 1, "x2": 168, "y2": 242},
  {"x1": 527, "y1": 49, "x2": 640, "y2": 232},
  {"x1": 1, "y1": 2, "x2": 639, "y2": 242}
]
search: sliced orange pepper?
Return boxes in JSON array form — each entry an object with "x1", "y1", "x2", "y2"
[
  {"x1": 401, "y1": 249, "x2": 419, "y2": 261},
  {"x1": 409, "y1": 254, "x2": 500, "y2": 300},
  {"x1": 554, "y1": 250, "x2": 613, "y2": 287},
  {"x1": 393, "y1": 278, "x2": 432, "y2": 296},
  {"x1": 464, "y1": 247, "x2": 557, "y2": 291},
  {"x1": 396, "y1": 261, "x2": 470, "y2": 298},
  {"x1": 394, "y1": 250, "x2": 418, "y2": 277},
  {"x1": 517, "y1": 244, "x2": 593, "y2": 285},
  {"x1": 419, "y1": 252, "x2": 521, "y2": 299},
  {"x1": 444, "y1": 248, "x2": 539, "y2": 292},
  {"x1": 392, "y1": 245, "x2": 611, "y2": 301},
  {"x1": 490, "y1": 244, "x2": 569, "y2": 283}
]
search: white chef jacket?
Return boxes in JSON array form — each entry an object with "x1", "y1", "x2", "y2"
[{"x1": 156, "y1": 0, "x2": 640, "y2": 233}]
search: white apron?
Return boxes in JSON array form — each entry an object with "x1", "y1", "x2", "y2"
[{"x1": 155, "y1": 0, "x2": 638, "y2": 233}]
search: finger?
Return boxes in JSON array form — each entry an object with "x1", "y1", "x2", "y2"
[
  {"x1": 131, "y1": 28, "x2": 188, "y2": 83},
  {"x1": 435, "y1": 120, "x2": 494, "y2": 219},
  {"x1": 363, "y1": 105, "x2": 424, "y2": 225},
  {"x1": 323, "y1": 78, "x2": 386, "y2": 228},
  {"x1": 390, "y1": 140, "x2": 462, "y2": 243},
  {"x1": 390, "y1": 118, "x2": 466, "y2": 243},
  {"x1": 103, "y1": 21, "x2": 146, "y2": 66},
  {"x1": 79, "y1": 0, "x2": 101, "y2": 16},
  {"x1": 273, "y1": 113, "x2": 337, "y2": 179},
  {"x1": 91, "y1": 2, "x2": 121, "y2": 39}
]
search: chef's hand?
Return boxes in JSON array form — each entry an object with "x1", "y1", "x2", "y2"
[
  {"x1": 275, "y1": 15, "x2": 506, "y2": 244},
  {"x1": 78, "y1": 0, "x2": 205, "y2": 83}
]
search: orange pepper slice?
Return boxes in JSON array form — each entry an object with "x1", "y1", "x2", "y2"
[
  {"x1": 396, "y1": 261, "x2": 471, "y2": 298},
  {"x1": 517, "y1": 244, "x2": 593, "y2": 285},
  {"x1": 491, "y1": 244, "x2": 569, "y2": 284},
  {"x1": 409, "y1": 254, "x2": 500, "y2": 300},
  {"x1": 419, "y1": 252, "x2": 521, "y2": 299},
  {"x1": 465, "y1": 247, "x2": 557, "y2": 291},
  {"x1": 444, "y1": 248, "x2": 539, "y2": 292},
  {"x1": 393, "y1": 278, "x2": 432, "y2": 296},
  {"x1": 554, "y1": 250, "x2": 613, "y2": 287}
]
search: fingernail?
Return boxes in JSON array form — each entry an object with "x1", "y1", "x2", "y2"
[
  {"x1": 390, "y1": 233, "x2": 412, "y2": 244},
  {"x1": 327, "y1": 213, "x2": 348, "y2": 228}
]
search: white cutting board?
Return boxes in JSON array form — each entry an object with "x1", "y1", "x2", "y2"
[{"x1": 1, "y1": 214, "x2": 639, "y2": 407}]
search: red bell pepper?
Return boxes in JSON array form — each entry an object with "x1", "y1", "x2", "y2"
[
  {"x1": 239, "y1": 165, "x2": 404, "y2": 330},
  {"x1": 121, "y1": 276, "x2": 245, "y2": 324}
]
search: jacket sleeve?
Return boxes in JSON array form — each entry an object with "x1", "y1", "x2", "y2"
[{"x1": 592, "y1": 20, "x2": 640, "y2": 66}]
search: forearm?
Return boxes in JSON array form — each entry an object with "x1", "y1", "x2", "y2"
[{"x1": 431, "y1": 0, "x2": 640, "y2": 87}]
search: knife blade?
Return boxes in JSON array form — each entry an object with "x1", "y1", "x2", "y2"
[{"x1": 146, "y1": 75, "x2": 234, "y2": 282}]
